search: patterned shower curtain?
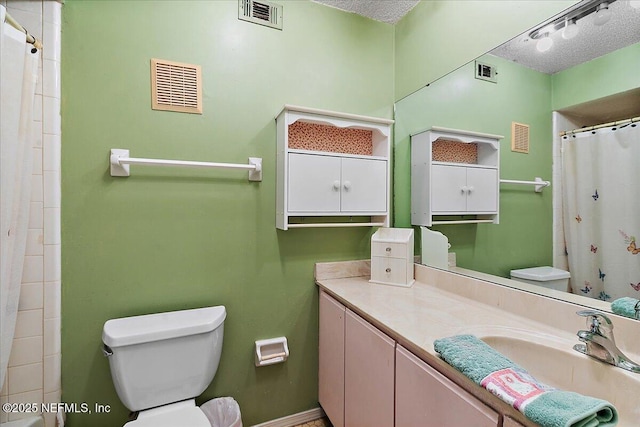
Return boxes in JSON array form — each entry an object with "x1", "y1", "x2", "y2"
[
  {"x1": 562, "y1": 122, "x2": 640, "y2": 301},
  {"x1": 1, "y1": 6, "x2": 39, "y2": 388}
]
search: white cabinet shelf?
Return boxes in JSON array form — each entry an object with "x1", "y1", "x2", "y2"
[
  {"x1": 411, "y1": 127, "x2": 502, "y2": 226},
  {"x1": 276, "y1": 105, "x2": 393, "y2": 230}
]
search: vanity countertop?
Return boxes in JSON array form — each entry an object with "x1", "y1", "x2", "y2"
[{"x1": 315, "y1": 261, "x2": 640, "y2": 427}]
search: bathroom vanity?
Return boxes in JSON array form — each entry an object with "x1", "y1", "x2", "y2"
[{"x1": 315, "y1": 261, "x2": 640, "y2": 427}]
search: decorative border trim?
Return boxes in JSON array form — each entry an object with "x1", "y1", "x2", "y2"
[{"x1": 251, "y1": 407, "x2": 326, "y2": 427}]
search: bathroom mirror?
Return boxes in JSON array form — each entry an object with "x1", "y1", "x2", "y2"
[{"x1": 395, "y1": 0, "x2": 640, "y2": 316}]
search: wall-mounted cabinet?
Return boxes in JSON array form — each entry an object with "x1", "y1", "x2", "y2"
[
  {"x1": 276, "y1": 105, "x2": 393, "y2": 230},
  {"x1": 411, "y1": 127, "x2": 502, "y2": 226}
]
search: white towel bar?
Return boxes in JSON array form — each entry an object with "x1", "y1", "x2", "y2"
[
  {"x1": 110, "y1": 149, "x2": 262, "y2": 181},
  {"x1": 500, "y1": 177, "x2": 550, "y2": 193}
]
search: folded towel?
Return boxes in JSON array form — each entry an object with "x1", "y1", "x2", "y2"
[
  {"x1": 611, "y1": 297, "x2": 640, "y2": 319},
  {"x1": 525, "y1": 391, "x2": 617, "y2": 427},
  {"x1": 434, "y1": 334, "x2": 618, "y2": 427}
]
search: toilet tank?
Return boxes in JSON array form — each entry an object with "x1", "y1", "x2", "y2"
[
  {"x1": 102, "y1": 306, "x2": 226, "y2": 412},
  {"x1": 510, "y1": 267, "x2": 570, "y2": 292}
]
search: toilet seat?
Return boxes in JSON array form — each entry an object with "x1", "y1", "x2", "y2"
[{"x1": 123, "y1": 400, "x2": 210, "y2": 427}]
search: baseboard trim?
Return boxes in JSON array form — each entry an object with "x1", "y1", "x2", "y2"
[{"x1": 251, "y1": 407, "x2": 326, "y2": 427}]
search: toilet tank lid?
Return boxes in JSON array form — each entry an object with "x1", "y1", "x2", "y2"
[
  {"x1": 103, "y1": 306, "x2": 226, "y2": 348},
  {"x1": 510, "y1": 266, "x2": 570, "y2": 281}
]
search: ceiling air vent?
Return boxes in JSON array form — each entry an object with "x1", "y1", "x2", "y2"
[
  {"x1": 512, "y1": 122, "x2": 530, "y2": 153},
  {"x1": 239, "y1": 0, "x2": 283, "y2": 30},
  {"x1": 151, "y1": 59, "x2": 202, "y2": 114},
  {"x1": 475, "y1": 60, "x2": 497, "y2": 83}
]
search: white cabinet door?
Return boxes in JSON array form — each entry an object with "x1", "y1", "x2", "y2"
[
  {"x1": 341, "y1": 157, "x2": 387, "y2": 213},
  {"x1": 288, "y1": 153, "x2": 341, "y2": 213},
  {"x1": 319, "y1": 291, "x2": 345, "y2": 427},
  {"x1": 345, "y1": 310, "x2": 395, "y2": 427},
  {"x1": 431, "y1": 164, "x2": 498, "y2": 214},
  {"x1": 395, "y1": 345, "x2": 499, "y2": 427},
  {"x1": 431, "y1": 164, "x2": 467, "y2": 212},
  {"x1": 466, "y1": 168, "x2": 498, "y2": 213}
]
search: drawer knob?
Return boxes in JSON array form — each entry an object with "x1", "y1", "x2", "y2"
[
  {"x1": 385, "y1": 268, "x2": 391, "y2": 273},
  {"x1": 386, "y1": 247, "x2": 391, "y2": 252}
]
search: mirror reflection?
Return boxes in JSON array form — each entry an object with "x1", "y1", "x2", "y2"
[{"x1": 395, "y1": 0, "x2": 640, "y2": 316}]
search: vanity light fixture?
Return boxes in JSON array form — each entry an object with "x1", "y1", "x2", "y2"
[
  {"x1": 528, "y1": 0, "x2": 617, "y2": 52},
  {"x1": 536, "y1": 34, "x2": 554, "y2": 52},
  {"x1": 561, "y1": 18, "x2": 579, "y2": 40},
  {"x1": 593, "y1": 2, "x2": 612, "y2": 25}
]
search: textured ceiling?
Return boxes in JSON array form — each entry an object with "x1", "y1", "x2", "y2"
[
  {"x1": 312, "y1": 0, "x2": 420, "y2": 24},
  {"x1": 490, "y1": 0, "x2": 640, "y2": 74}
]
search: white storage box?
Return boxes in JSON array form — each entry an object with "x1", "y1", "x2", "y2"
[
  {"x1": 370, "y1": 228, "x2": 414, "y2": 287},
  {"x1": 510, "y1": 266, "x2": 570, "y2": 292}
]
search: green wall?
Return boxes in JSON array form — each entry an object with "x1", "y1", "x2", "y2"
[
  {"x1": 552, "y1": 42, "x2": 640, "y2": 111},
  {"x1": 60, "y1": 1, "x2": 634, "y2": 425},
  {"x1": 61, "y1": 1, "x2": 393, "y2": 426},
  {"x1": 394, "y1": 55, "x2": 554, "y2": 276},
  {"x1": 394, "y1": 0, "x2": 577, "y2": 100}
]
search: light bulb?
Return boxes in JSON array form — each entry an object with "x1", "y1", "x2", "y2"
[
  {"x1": 562, "y1": 19, "x2": 579, "y2": 39},
  {"x1": 593, "y1": 2, "x2": 612, "y2": 26},
  {"x1": 536, "y1": 35, "x2": 553, "y2": 52}
]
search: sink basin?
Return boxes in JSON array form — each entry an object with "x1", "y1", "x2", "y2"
[{"x1": 463, "y1": 326, "x2": 640, "y2": 427}]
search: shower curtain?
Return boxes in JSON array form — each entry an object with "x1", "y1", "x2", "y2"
[
  {"x1": 562, "y1": 122, "x2": 640, "y2": 302},
  {"x1": 1, "y1": 6, "x2": 39, "y2": 388}
]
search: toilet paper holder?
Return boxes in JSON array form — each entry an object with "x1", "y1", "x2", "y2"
[{"x1": 255, "y1": 337, "x2": 289, "y2": 367}]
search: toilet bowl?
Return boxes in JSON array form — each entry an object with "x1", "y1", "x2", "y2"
[
  {"x1": 102, "y1": 306, "x2": 226, "y2": 426},
  {"x1": 510, "y1": 266, "x2": 570, "y2": 292}
]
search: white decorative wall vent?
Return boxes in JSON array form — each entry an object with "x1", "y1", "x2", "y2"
[
  {"x1": 511, "y1": 122, "x2": 530, "y2": 153},
  {"x1": 151, "y1": 58, "x2": 202, "y2": 114},
  {"x1": 475, "y1": 60, "x2": 497, "y2": 83},
  {"x1": 239, "y1": 0, "x2": 283, "y2": 30}
]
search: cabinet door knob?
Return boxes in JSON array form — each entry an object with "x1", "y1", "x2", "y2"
[
  {"x1": 333, "y1": 180, "x2": 341, "y2": 191},
  {"x1": 461, "y1": 186, "x2": 468, "y2": 194},
  {"x1": 343, "y1": 181, "x2": 352, "y2": 191},
  {"x1": 386, "y1": 247, "x2": 391, "y2": 252},
  {"x1": 385, "y1": 268, "x2": 391, "y2": 273},
  {"x1": 468, "y1": 186, "x2": 474, "y2": 193}
]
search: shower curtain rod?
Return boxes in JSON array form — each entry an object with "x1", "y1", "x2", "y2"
[
  {"x1": 3, "y1": 11, "x2": 42, "y2": 50},
  {"x1": 560, "y1": 116, "x2": 640, "y2": 137}
]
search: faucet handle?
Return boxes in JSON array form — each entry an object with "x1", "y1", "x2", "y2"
[{"x1": 577, "y1": 310, "x2": 614, "y2": 335}]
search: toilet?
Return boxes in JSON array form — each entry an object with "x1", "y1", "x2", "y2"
[
  {"x1": 510, "y1": 266, "x2": 570, "y2": 292},
  {"x1": 102, "y1": 306, "x2": 226, "y2": 426}
]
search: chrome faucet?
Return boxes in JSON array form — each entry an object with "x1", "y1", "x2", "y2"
[{"x1": 573, "y1": 310, "x2": 640, "y2": 373}]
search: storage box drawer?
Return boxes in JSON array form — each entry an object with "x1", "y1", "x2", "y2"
[
  {"x1": 371, "y1": 241, "x2": 409, "y2": 258},
  {"x1": 371, "y1": 257, "x2": 408, "y2": 285}
]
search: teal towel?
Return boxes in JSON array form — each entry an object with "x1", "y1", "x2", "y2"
[
  {"x1": 433, "y1": 334, "x2": 519, "y2": 382},
  {"x1": 434, "y1": 335, "x2": 618, "y2": 427},
  {"x1": 611, "y1": 297, "x2": 639, "y2": 319},
  {"x1": 525, "y1": 391, "x2": 618, "y2": 427}
]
